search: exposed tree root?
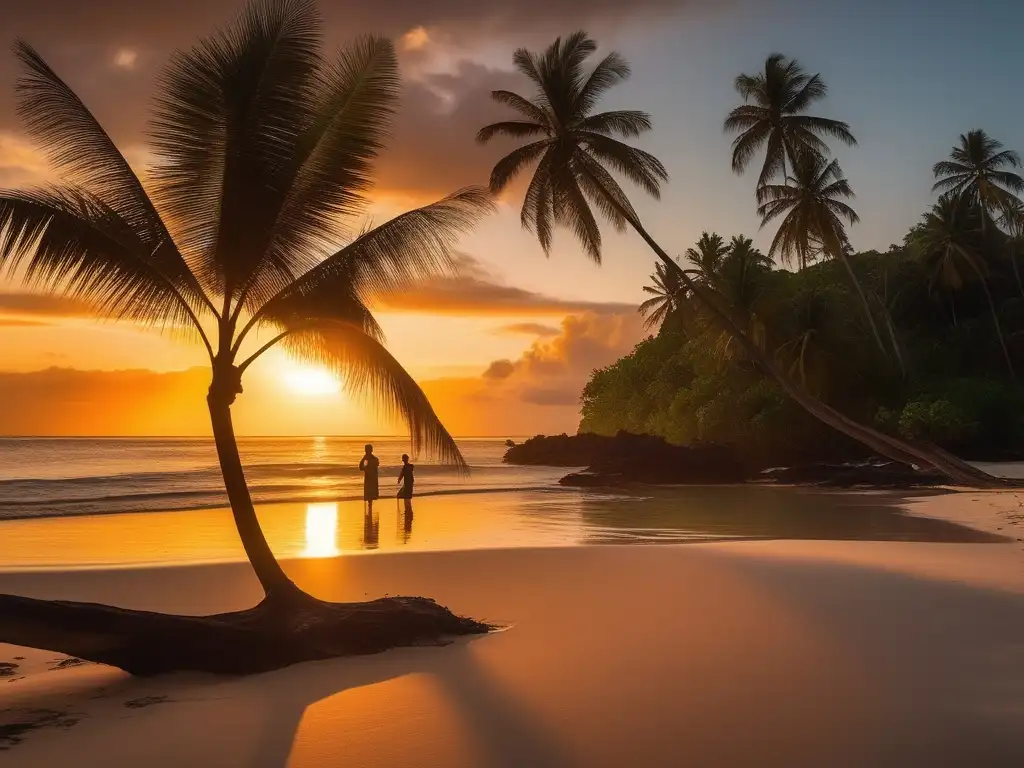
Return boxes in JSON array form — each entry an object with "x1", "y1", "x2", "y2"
[{"x1": 0, "y1": 591, "x2": 490, "y2": 676}]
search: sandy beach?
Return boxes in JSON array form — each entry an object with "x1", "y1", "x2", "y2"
[{"x1": 1, "y1": 490, "x2": 1023, "y2": 767}]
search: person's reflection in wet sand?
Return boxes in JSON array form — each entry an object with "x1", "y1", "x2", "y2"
[
  {"x1": 398, "y1": 498, "x2": 414, "y2": 544},
  {"x1": 362, "y1": 508, "x2": 380, "y2": 550}
]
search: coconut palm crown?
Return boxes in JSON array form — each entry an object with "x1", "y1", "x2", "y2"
[
  {"x1": 475, "y1": 31, "x2": 667, "y2": 262},
  {"x1": 0, "y1": 0, "x2": 493, "y2": 595},
  {"x1": 933, "y1": 130, "x2": 1024, "y2": 228},
  {"x1": 724, "y1": 53, "x2": 856, "y2": 188}
]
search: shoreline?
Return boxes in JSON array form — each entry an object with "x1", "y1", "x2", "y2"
[{"x1": 3, "y1": 532, "x2": 1024, "y2": 764}]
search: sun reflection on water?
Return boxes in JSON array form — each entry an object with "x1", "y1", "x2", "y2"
[{"x1": 303, "y1": 502, "x2": 339, "y2": 558}]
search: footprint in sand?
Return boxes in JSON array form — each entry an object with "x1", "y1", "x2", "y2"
[
  {"x1": 124, "y1": 695, "x2": 172, "y2": 709},
  {"x1": 0, "y1": 709, "x2": 80, "y2": 751}
]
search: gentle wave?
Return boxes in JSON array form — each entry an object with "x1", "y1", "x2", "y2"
[{"x1": 0, "y1": 437, "x2": 568, "y2": 521}]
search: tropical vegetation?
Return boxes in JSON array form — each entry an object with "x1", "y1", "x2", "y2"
[{"x1": 479, "y1": 36, "x2": 1001, "y2": 485}]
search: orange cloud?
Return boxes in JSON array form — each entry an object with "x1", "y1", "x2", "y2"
[
  {"x1": 421, "y1": 311, "x2": 646, "y2": 434},
  {"x1": 495, "y1": 323, "x2": 562, "y2": 337},
  {"x1": 380, "y1": 254, "x2": 634, "y2": 316}
]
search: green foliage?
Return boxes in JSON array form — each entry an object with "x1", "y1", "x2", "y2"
[
  {"x1": 598, "y1": 222, "x2": 1024, "y2": 464},
  {"x1": 897, "y1": 399, "x2": 974, "y2": 445}
]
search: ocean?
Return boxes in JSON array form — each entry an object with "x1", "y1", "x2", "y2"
[
  {"x1": 0, "y1": 437, "x2": 566, "y2": 520},
  {"x1": 0, "y1": 437, "x2": 1013, "y2": 571}
]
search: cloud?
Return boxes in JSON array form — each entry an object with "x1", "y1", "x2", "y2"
[
  {"x1": 495, "y1": 322, "x2": 561, "y2": 337},
  {"x1": 380, "y1": 254, "x2": 635, "y2": 316},
  {"x1": 0, "y1": 292, "x2": 95, "y2": 319},
  {"x1": 113, "y1": 48, "x2": 139, "y2": 69},
  {"x1": 482, "y1": 359, "x2": 515, "y2": 380},
  {"x1": 419, "y1": 310, "x2": 646, "y2": 434},
  {"x1": 0, "y1": 0, "x2": 722, "y2": 199}
]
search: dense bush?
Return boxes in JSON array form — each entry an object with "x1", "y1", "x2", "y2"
[{"x1": 580, "y1": 242, "x2": 1024, "y2": 465}]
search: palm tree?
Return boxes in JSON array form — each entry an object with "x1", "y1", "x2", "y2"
[
  {"x1": 711, "y1": 236, "x2": 772, "y2": 361},
  {"x1": 684, "y1": 232, "x2": 729, "y2": 285},
  {"x1": 933, "y1": 130, "x2": 1024, "y2": 235},
  {"x1": 757, "y1": 153, "x2": 890, "y2": 363},
  {"x1": 910, "y1": 195, "x2": 1015, "y2": 379},
  {"x1": 638, "y1": 261, "x2": 686, "y2": 330},
  {"x1": 725, "y1": 235, "x2": 772, "y2": 271},
  {"x1": 723, "y1": 53, "x2": 856, "y2": 188},
  {"x1": 478, "y1": 32, "x2": 998, "y2": 486},
  {"x1": 0, "y1": 0, "x2": 492, "y2": 669}
]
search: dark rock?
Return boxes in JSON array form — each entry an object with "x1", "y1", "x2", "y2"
[
  {"x1": 527, "y1": 432, "x2": 749, "y2": 486},
  {"x1": 503, "y1": 433, "x2": 617, "y2": 467},
  {"x1": 759, "y1": 460, "x2": 947, "y2": 488}
]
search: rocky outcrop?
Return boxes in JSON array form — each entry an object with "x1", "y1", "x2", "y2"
[
  {"x1": 758, "y1": 460, "x2": 948, "y2": 488},
  {"x1": 503, "y1": 432, "x2": 747, "y2": 486}
]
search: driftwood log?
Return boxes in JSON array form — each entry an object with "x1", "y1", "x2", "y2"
[{"x1": 0, "y1": 591, "x2": 489, "y2": 676}]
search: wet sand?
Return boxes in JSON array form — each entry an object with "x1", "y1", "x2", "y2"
[{"x1": 1, "y1": 491, "x2": 1024, "y2": 766}]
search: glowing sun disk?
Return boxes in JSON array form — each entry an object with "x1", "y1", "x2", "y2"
[{"x1": 284, "y1": 366, "x2": 341, "y2": 396}]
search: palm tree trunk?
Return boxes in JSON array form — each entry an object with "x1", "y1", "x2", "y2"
[
  {"x1": 208, "y1": 372, "x2": 300, "y2": 600},
  {"x1": 1010, "y1": 251, "x2": 1024, "y2": 300},
  {"x1": 838, "y1": 253, "x2": 891, "y2": 362},
  {"x1": 590, "y1": 185, "x2": 1001, "y2": 485},
  {"x1": 966, "y1": 260, "x2": 1016, "y2": 380},
  {"x1": 881, "y1": 303, "x2": 907, "y2": 378}
]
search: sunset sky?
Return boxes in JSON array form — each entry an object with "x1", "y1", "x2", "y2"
[{"x1": 1, "y1": 0, "x2": 1023, "y2": 437}]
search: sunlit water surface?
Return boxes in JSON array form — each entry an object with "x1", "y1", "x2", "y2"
[{"x1": 0, "y1": 485, "x2": 1003, "y2": 571}]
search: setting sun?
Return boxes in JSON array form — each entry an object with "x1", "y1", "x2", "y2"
[{"x1": 283, "y1": 366, "x2": 341, "y2": 397}]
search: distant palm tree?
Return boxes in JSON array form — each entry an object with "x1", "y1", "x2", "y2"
[
  {"x1": 638, "y1": 261, "x2": 686, "y2": 330},
  {"x1": 684, "y1": 232, "x2": 729, "y2": 285},
  {"x1": 933, "y1": 130, "x2": 1024, "y2": 235},
  {"x1": 712, "y1": 235, "x2": 772, "y2": 361},
  {"x1": 477, "y1": 32, "x2": 998, "y2": 486},
  {"x1": 910, "y1": 195, "x2": 1014, "y2": 379},
  {"x1": 757, "y1": 153, "x2": 889, "y2": 362},
  {"x1": 724, "y1": 53, "x2": 856, "y2": 188},
  {"x1": 724, "y1": 235, "x2": 772, "y2": 270},
  {"x1": 0, "y1": 2, "x2": 491, "y2": 601}
]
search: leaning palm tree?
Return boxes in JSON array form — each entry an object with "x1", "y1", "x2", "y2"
[
  {"x1": 684, "y1": 232, "x2": 729, "y2": 285},
  {"x1": 477, "y1": 31, "x2": 999, "y2": 487},
  {"x1": 723, "y1": 53, "x2": 856, "y2": 188},
  {"x1": 757, "y1": 153, "x2": 890, "y2": 363},
  {"x1": 910, "y1": 195, "x2": 1015, "y2": 379},
  {"x1": 933, "y1": 130, "x2": 1024, "y2": 235},
  {"x1": 638, "y1": 261, "x2": 686, "y2": 330},
  {"x1": 0, "y1": 0, "x2": 491, "y2": 674}
]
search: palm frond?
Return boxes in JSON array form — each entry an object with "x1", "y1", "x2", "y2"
[
  {"x1": 278, "y1": 322, "x2": 467, "y2": 470},
  {"x1": 578, "y1": 110, "x2": 652, "y2": 138},
  {"x1": 12, "y1": 42, "x2": 206, "y2": 309},
  {"x1": 580, "y1": 132, "x2": 667, "y2": 198},
  {"x1": 550, "y1": 165, "x2": 602, "y2": 262},
  {"x1": 487, "y1": 140, "x2": 552, "y2": 194},
  {"x1": 476, "y1": 121, "x2": 549, "y2": 143},
  {"x1": 244, "y1": 34, "x2": 400, "y2": 316},
  {"x1": 252, "y1": 187, "x2": 493, "y2": 334},
  {"x1": 575, "y1": 51, "x2": 630, "y2": 116},
  {"x1": 149, "y1": 0, "x2": 321, "y2": 303},
  {"x1": 0, "y1": 189, "x2": 210, "y2": 343},
  {"x1": 489, "y1": 89, "x2": 551, "y2": 126}
]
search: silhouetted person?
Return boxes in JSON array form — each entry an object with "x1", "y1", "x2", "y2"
[
  {"x1": 397, "y1": 453, "x2": 415, "y2": 500},
  {"x1": 359, "y1": 444, "x2": 379, "y2": 510}
]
